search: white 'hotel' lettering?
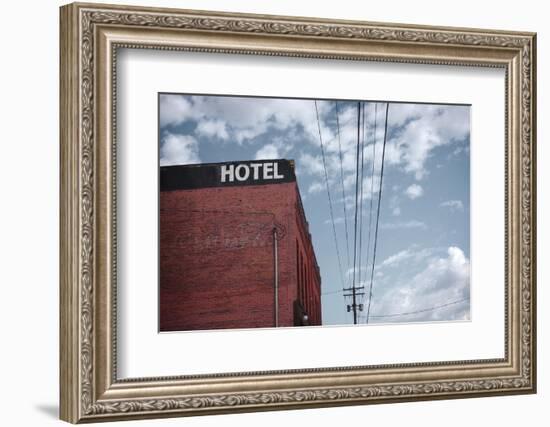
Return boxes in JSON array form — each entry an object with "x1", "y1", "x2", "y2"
[
  {"x1": 220, "y1": 164, "x2": 234, "y2": 183},
  {"x1": 273, "y1": 162, "x2": 284, "y2": 179},
  {"x1": 220, "y1": 162, "x2": 286, "y2": 183},
  {"x1": 235, "y1": 164, "x2": 250, "y2": 181},
  {"x1": 263, "y1": 163, "x2": 273, "y2": 179},
  {"x1": 250, "y1": 163, "x2": 262, "y2": 179}
]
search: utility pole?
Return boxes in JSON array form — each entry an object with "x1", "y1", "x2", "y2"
[{"x1": 343, "y1": 286, "x2": 365, "y2": 323}]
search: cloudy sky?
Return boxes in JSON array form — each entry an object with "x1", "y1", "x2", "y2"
[{"x1": 159, "y1": 93, "x2": 471, "y2": 326}]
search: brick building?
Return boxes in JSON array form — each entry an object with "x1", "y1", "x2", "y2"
[{"x1": 159, "y1": 159, "x2": 322, "y2": 332}]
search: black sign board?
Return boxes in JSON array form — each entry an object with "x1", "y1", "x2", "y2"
[{"x1": 160, "y1": 159, "x2": 296, "y2": 191}]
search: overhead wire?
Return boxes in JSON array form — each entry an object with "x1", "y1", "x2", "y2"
[
  {"x1": 369, "y1": 297, "x2": 470, "y2": 319},
  {"x1": 324, "y1": 102, "x2": 466, "y2": 325},
  {"x1": 362, "y1": 103, "x2": 378, "y2": 323},
  {"x1": 314, "y1": 100, "x2": 347, "y2": 293},
  {"x1": 364, "y1": 103, "x2": 378, "y2": 285},
  {"x1": 357, "y1": 102, "x2": 367, "y2": 293},
  {"x1": 321, "y1": 288, "x2": 345, "y2": 296},
  {"x1": 334, "y1": 101, "x2": 351, "y2": 284},
  {"x1": 350, "y1": 102, "x2": 362, "y2": 324},
  {"x1": 366, "y1": 102, "x2": 390, "y2": 324}
]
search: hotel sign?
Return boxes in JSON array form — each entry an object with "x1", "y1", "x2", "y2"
[{"x1": 160, "y1": 159, "x2": 296, "y2": 191}]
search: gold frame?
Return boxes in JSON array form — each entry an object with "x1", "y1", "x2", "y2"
[{"x1": 60, "y1": 2, "x2": 537, "y2": 423}]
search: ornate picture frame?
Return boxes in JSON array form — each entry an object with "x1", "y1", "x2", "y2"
[{"x1": 60, "y1": 2, "x2": 536, "y2": 423}]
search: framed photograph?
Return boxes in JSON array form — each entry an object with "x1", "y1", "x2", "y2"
[{"x1": 60, "y1": 2, "x2": 537, "y2": 423}]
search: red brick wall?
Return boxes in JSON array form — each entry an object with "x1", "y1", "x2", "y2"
[
  {"x1": 294, "y1": 196, "x2": 322, "y2": 326},
  {"x1": 159, "y1": 182, "x2": 320, "y2": 332}
]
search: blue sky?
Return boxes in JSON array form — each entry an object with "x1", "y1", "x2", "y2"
[{"x1": 159, "y1": 93, "x2": 471, "y2": 326}]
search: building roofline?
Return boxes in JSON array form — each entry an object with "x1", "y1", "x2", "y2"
[
  {"x1": 294, "y1": 182, "x2": 322, "y2": 283},
  {"x1": 160, "y1": 159, "x2": 296, "y2": 192},
  {"x1": 160, "y1": 158, "x2": 295, "y2": 169}
]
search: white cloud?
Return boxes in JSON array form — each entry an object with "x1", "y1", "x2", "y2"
[
  {"x1": 298, "y1": 152, "x2": 325, "y2": 177},
  {"x1": 380, "y1": 246, "x2": 433, "y2": 268},
  {"x1": 160, "y1": 132, "x2": 200, "y2": 166},
  {"x1": 389, "y1": 194, "x2": 401, "y2": 216},
  {"x1": 195, "y1": 119, "x2": 229, "y2": 140},
  {"x1": 340, "y1": 173, "x2": 380, "y2": 205},
  {"x1": 440, "y1": 200, "x2": 464, "y2": 212},
  {"x1": 255, "y1": 143, "x2": 280, "y2": 160},
  {"x1": 386, "y1": 103, "x2": 423, "y2": 127},
  {"x1": 324, "y1": 216, "x2": 345, "y2": 225},
  {"x1": 309, "y1": 103, "x2": 470, "y2": 197},
  {"x1": 346, "y1": 265, "x2": 368, "y2": 277},
  {"x1": 161, "y1": 95, "x2": 324, "y2": 146},
  {"x1": 405, "y1": 184, "x2": 423, "y2": 200},
  {"x1": 369, "y1": 246, "x2": 470, "y2": 323},
  {"x1": 159, "y1": 94, "x2": 193, "y2": 127},
  {"x1": 159, "y1": 95, "x2": 365, "y2": 192},
  {"x1": 385, "y1": 104, "x2": 470, "y2": 180},
  {"x1": 381, "y1": 249, "x2": 413, "y2": 267},
  {"x1": 256, "y1": 137, "x2": 295, "y2": 161},
  {"x1": 308, "y1": 181, "x2": 324, "y2": 194},
  {"x1": 380, "y1": 220, "x2": 427, "y2": 230},
  {"x1": 452, "y1": 146, "x2": 466, "y2": 157},
  {"x1": 159, "y1": 96, "x2": 469, "y2": 198}
]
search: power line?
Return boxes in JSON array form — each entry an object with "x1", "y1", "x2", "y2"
[
  {"x1": 321, "y1": 288, "x2": 345, "y2": 296},
  {"x1": 349, "y1": 101, "x2": 362, "y2": 325},
  {"x1": 366, "y1": 103, "x2": 390, "y2": 324},
  {"x1": 369, "y1": 297, "x2": 470, "y2": 319},
  {"x1": 334, "y1": 101, "x2": 351, "y2": 283},
  {"x1": 362, "y1": 103, "x2": 378, "y2": 324},
  {"x1": 357, "y1": 102, "x2": 367, "y2": 293},
  {"x1": 314, "y1": 100, "x2": 346, "y2": 292},
  {"x1": 365, "y1": 103, "x2": 378, "y2": 280}
]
